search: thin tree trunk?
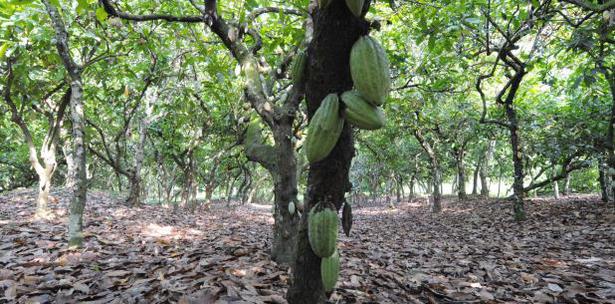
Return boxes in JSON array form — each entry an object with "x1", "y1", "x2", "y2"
[
  {"x1": 432, "y1": 165, "x2": 442, "y2": 212},
  {"x1": 505, "y1": 103, "x2": 525, "y2": 221},
  {"x1": 599, "y1": 163, "x2": 609, "y2": 202},
  {"x1": 552, "y1": 164, "x2": 560, "y2": 199},
  {"x1": 472, "y1": 159, "x2": 480, "y2": 195},
  {"x1": 61, "y1": 127, "x2": 76, "y2": 189},
  {"x1": 563, "y1": 172, "x2": 571, "y2": 195},
  {"x1": 480, "y1": 140, "x2": 495, "y2": 197},
  {"x1": 456, "y1": 147, "x2": 467, "y2": 201},
  {"x1": 43, "y1": 0, "x2": 88, "y2": 247}
]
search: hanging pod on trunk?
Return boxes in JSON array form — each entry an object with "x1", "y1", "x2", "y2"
[
  {"x1": 308, "y1": 203, "x2": 339, "y2": 258},
  {"x1": 341, "y1": 90, "x2": 386, "y2": 130},
  {"x1": 321, "y1": 249, "x2": 340, "y2": 292},
  {"x1": 305, "y1": 94, "x2": 345, "y2": 163},
  {"x1": 350, "y1": 36, "x2": 391, "y2": 106}
]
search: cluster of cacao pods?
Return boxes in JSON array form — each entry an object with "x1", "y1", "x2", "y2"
[
  {"x1": 308, "y1": 203, "x2": 340, "y2": 292},
  {"x1": 303, "y1": 36, "x2": 390, "y2": 163}
]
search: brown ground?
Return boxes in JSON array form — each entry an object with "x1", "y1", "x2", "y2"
[{"x1": 0, "y1": 189, "x2": 613, "y2": 303}]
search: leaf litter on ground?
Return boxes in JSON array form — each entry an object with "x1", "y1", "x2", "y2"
[{"x1": 0, "y1": 189, "x2": 613, "y2": 303}]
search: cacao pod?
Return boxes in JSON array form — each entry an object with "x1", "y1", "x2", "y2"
[
  {"x1": 288, "y1": 201, "x2": 296, "y2": 215},
  {"x1": 291, "y1": 50, "x2": 307, "y2": 84},
  {"x1": 308, "y1": 205, "x2": 338, "y2": 258},
  {"x1": 350, "y1": 36, "x2": 390, "y2": 106},
  {"x1": 341, "y1": 91, "x2": 386, "y2": 130},
  {"x1": 345, "y1": 0, "x2": 364, "y2": 17},
  {"x1": 321, "y1": 249, "x2": 340, "y2": 292},
  {"x1": 304, "y1": 94, "x2": 344, "y2": 163}
]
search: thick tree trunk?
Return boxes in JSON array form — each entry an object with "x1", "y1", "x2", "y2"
[
  {"x1": 505, "y1": 103, "x2": 525, "y2": 221},
  {"x1": 270, "y1": 122, "x2": 300, "y2": 265},
  {"x1": 480, "y1": 140, "x2": 495, "y2": 197},
  {"x1": 287, "y1": 2, "x2": 367, "y2": 302}
]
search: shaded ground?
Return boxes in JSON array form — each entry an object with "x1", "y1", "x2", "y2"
[{"x1": 0, "y1": 189, "x2": 614, "y2": 303}]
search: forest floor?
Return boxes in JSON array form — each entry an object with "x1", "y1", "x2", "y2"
[{"x1": 0, "y1": 189, "x2": 614, "y2": 304}]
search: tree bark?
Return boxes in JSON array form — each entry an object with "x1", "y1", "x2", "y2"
[
  {"x1": 61, "y1": 127, "x2": 76, "y2": 189},
  {"x1": 270, "y1": 122, "x2": 299, "y2": 265},
  {"x1": 43, "y1": 0, "x2": 88, "y2": 247},
  {"x1": 480, "y1": 140, "x2": 495, "y2": 197},
  {"x1": 599, "y1": 163, "x2": 609, "y2": 202},
  {"x1": 505, "y1": 102, "x2": 525, "y2": 221},
  {"x1": 414, "y1": 129, "x2": 442, "y2": 212},
  {"x1": 472, "y1": 159, "x2": 480, "y2": 195},
  {"x1": 563, "y1": 172, "x2": 571, "y2": 195},
  {"x1": 455, "y1": 147, "x2": 467, "y2": 201},
  {"x1": 287, "y1": 1, "x2": 367, "y2": 302},
  {"x1": 552, "y1": 164, "x2": 560, "y2": 199}
]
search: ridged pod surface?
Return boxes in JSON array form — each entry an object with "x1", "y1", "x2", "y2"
[
  {"x1": 308, "y1": 205, "x2": 338, "y2": 258},
  {"x1": 321, "y1": 249, "x2": 340, "y2": 292},
  {"x1": 305, "y1": 94, "x2": 344, "y2": 163},
  {"x1": 291, "y1": 50, "x2": 307, "y2": 85},
  {"x1": 350, "y1": 36, "x2": 391, "y2": 106},
  {"x1": 341, "y1": 91, "x2": 385, "y2": 130},
  {"x1": 345, "y1": 0, "x2": 364, "y2": 17}
]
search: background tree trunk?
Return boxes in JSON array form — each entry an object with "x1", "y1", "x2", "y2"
[
  {"x1": 480, "y1": 140, "x2": 495, "y2": 197},
  {"x1": 472, "y1": 159, "x2": 480, "y2": 195}
]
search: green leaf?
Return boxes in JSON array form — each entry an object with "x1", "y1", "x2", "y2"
[
  {"x1": 0, "y1": 42, "x2": 10, "y2": 59},
  {"x1": 95, "y1": 6, "x2": 108, "y2": 22}
]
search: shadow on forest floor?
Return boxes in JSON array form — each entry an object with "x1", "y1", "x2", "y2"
[{"x1": 0, "y1": 189, "x2": 614, "y2": 303}]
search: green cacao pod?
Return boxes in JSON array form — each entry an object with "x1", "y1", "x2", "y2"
[
  {"x1": 345, "y1": 0, "x2": 364, "y2": 17},
  {"x1": 341, "y1": 91, "x2": 386, "y2": 130},
  {"x1": 288, "y1": 201, "x2": 296, "y2": 215},
  {"x1": 321, "y1": 249, "x2": 340, "y2": 292},
  {"x1": 305, "y1": 94, "x2": 344, "y2": 163},
  {"x1": 291, "y1": 50, "x2": 307, "y2": 84},
  {"x1": 308, "y1": 205, "x2": 338, "y2": 258},
  {"x1": 350, "y1": 36, "x2": 391, "y2": 106}
]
